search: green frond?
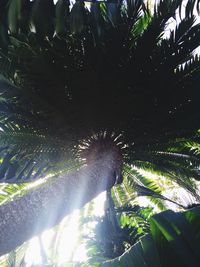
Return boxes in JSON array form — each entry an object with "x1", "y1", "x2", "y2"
[
  {"x1": 55, "y1": 0, "x2": 70, "y2": 37},
  {"x1": 0, "y1": 183, "x2": 26, "y2": 205},
  {"x1": 70, "y1": 0, "x2": 87, "y2": 35},
  {"x1": 123, "y1": 167, "x2": 168, "y2": 210},
  {"x1": 7, "y1": 0, "x2": 31, "y2": 36},
  {"x1": 112, "y1": 183, "x2": 131, "y2": 207},
  {"x1": 100, "y1": 206, "x2": 200, "y2": 267},
  {"x1": 0, "y1": 242, "x2": 28, "y2": 267},
  {"x1": 134, "y1": 157, "x2": 198, "y2": 199},
  {"x1": 175, "y1": 54, "x2": 200, "y2": 78},
  {"x1": 131, "y1": 9, "x2": 152, "y2": 42},
  {"x1": 0, "y1": 0, "x2": 199, "y2": 264},
  {"x1": 0, "y1": 52, "x2": 16, "y2": 82},
  {"x1": 0, "y1": 126, "x2": 80, "y2": 182},
  {"x1": 31, "y1": 0, "x2": 55, "y2": 39},
  {"x1": 159, "y1": 15, "x2": 200, "y2": 70}
]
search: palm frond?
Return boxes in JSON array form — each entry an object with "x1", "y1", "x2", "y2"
[
  {"x1": 0, "y1": 0, "x2": 199, "y2": 260},
  {"x1": 99, "y1": 206, "x2": 200, "y2": 267}
]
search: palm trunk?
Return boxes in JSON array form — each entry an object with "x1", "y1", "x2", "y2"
[{"x1": 0, "y1": 152, "x2": 122, "y2": 256}]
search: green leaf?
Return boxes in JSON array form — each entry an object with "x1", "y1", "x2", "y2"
[
  {"x1": 55, "y1": 0, "x2": 70, "y2": 37},
  {"x1": 140, "y1": 235, "x2": 161, "y2": 267},
  {"x1": 151, "y1": 209, "x2": 200, "y2": 267},
  {"x1": 105, "y1": 3, "x2": 120, "y2": 27},
  {"x1": 7, "y1": 0, "x2": 23, "y2": 35},
  {"x1": 90, "y1": 2, "x2": 105, "y2": 41},
  {"x1": 31, "y1": 0, "x2": 55, "y2": 39},
  {"x1": 100, "y1": 207, "x2": 200, "y2": 267},
  {"x1": 70, "y1": 0, "x2": 87, "y2": 34}
]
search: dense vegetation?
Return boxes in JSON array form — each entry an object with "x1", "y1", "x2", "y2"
[{"x1": 0, "y1": 0, "x2": 200, "y2": 265}]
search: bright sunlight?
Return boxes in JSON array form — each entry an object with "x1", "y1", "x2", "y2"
[{"x1": 25, "y1": 192, "x2": 106, "y2": 266}]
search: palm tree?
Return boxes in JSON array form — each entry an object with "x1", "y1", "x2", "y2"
[{"x1": 0, "y1": 0, "x2": 200, "y2": 258}]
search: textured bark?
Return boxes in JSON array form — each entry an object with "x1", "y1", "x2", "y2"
[{"x1": 0, "y1": 151, "x2": 122, "y2": 256}]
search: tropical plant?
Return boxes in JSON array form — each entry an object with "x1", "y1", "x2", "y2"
[
  {"x1": 97, "y1": 206, "x2": 200, "y2": 267},
  {"x1": 0, "y1": 0, "x2": 199, "y2": 264},
  {"x1": 80, "y1": 188, "x2": 200, "y2": 266},
  {"x1": 82, "y1": 190, "x2": 154, "y2": 261}
]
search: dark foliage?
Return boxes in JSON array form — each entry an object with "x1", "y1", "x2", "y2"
[{"x1": 0, "y1": 0, "x2": 199, "y2": 200}]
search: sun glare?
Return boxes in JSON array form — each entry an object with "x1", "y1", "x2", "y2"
[
  {"x1": 6, "y1": 1, "x2": 200, "y2": 266},
  {"x1": 25, "y1": 237, "x2": 43, "y2": 266},
  {"x1": 24, "y1": 191, "x2": 106, "y2": 266},
  {"x1": 56, "y1": 210, "x2": 82, "y2": 264}
]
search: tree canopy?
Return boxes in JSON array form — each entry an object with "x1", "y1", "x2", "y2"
[{"x1": 0, "y1": 0, "x2": 200, "y2": 265}]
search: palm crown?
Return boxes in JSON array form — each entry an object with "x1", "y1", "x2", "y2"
[{"x1": 0, "y1": 0, "x2": 199, "y2": 182}]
